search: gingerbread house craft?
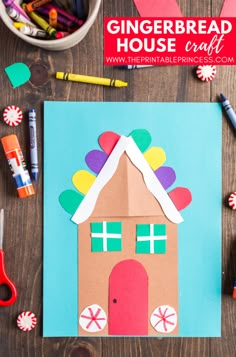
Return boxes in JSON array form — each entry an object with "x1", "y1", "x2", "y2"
[{"x1": 59, "y1": 129, "x2": 192, "y2": 336}]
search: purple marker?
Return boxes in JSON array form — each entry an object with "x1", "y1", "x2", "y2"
[{"x1": 3, "y1": 0, "x2": 30, "y2": 20}]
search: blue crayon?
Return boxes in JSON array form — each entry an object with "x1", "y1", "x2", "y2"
[
  {"x1": 220, "y1": 93, "x2": 236, "y2": 130},
  {"x1": 29, "y1": 109, "x2": 39, "y2": 181}
]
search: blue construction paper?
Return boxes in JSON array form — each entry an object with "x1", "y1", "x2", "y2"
[{"x1": 43, "y1": 102, "x2": 222, "y2": 337}]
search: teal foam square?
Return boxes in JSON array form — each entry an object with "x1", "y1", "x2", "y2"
[
  {"x1": 107, "y1": 238, "x2": 122, "y2": 251},
  {"x1": 136, "y1": 240, "x2": 150, "y2": 254},
  {"x1": 91, "y1": 238, "x2": 103, "y2": 252}
]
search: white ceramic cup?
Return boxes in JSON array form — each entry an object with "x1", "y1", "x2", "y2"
[{"x1": 0, "y1": 0, "x2": 102, "y2": 50}]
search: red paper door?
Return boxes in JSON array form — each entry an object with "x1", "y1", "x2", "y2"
[{"x1": 109, "y1": 259, "x2": 148, "y2": 335}]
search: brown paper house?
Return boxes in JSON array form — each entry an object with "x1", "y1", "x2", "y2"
[{"x1": 68, "y1": 134, "x2": 191, "y2": 336}]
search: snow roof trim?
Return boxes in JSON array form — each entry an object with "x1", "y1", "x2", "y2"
[{"x1": 71, "y1": 136, "x2": 183, "y2": 225}]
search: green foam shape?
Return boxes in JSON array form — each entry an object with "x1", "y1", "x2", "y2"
[
  {"x1": 59, "y1": 190, "x2": 84, "y2": 215},
  {"x1": 129, "y1": 129, "x2": 152, "y2": 152},
  {"x1": 4, "y1": 62, "x2": 31, "y2": 88}
]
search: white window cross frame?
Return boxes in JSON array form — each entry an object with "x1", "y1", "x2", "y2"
[
  {"x1": 137, "y1": 224, "x2": 167, "y2": 254},
  {"x1": 91, "y1": 221, "x2": 122, "y2": 252}
]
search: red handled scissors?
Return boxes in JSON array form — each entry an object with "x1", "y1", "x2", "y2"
[{"x1": 0, "y1": 209, "x2": 17, "y2": 306}]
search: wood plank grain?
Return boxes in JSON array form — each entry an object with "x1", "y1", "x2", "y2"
[{"x1": 0, "y1": 1, "x2": 105, "y2": 355}]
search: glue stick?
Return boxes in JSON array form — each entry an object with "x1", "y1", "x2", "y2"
[{"x1": 1, "y1": 135, "x2": 35, "y2": 198}]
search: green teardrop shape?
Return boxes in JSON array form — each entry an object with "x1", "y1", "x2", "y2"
[
  {"x1": 129, "y1": 129, "x2": 152, "y2": 152},
  {"x1": 5, "y1": 62, "x2": 31, "y2": 88},
  {"x1": 59, "y1": 190, "x2": 84, "y2": 215}
]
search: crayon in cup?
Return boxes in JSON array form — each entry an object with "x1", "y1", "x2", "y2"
[
  {"x1": 1, "y1": 135, "x2": 35, "y2": 198},
  {"x1": 26, "y1": 0, "x2": 53, "y2": 12},
  {"x1": 20, "y1": 25, "x2": 47, "y2": 38},
  {"x1": 24, "y1": 6, "x2": 57, "y2": 37},
  {"x1": 36, "y1": 6, "x2": 72, "y2": 29},
  {"x1": 3, "y1": 0, "x2": 30, "y2": 20},
  {"x1": 6, "y1": 7, "x2": 36, "y2": 28},
  {"x1": 49, "y1": 8, "x2": 58, "y2": 28},
  {"x1": 44, "y1": 4, "x2": 84, "y2": 27}
]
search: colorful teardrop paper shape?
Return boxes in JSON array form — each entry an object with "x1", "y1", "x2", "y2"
[
  {"x1": 155, "y1": 166, "x2": 176, "y2": 190},
  {"x1": 72, "y1": 170, "x2": 96, "y2": 195},
  {"x1": 4, "y1": 62, "x2": 31, "y2": 88},
  {"x1": 99, "y1": 131, "x2": 121, "y2": 154},
  {"x1": 144, "y1": 147, "x2": 166, "y2": 170},
  {"x1": 85, "y1": 150, "x2": 108, "y2": 174},
  {"x1": 59, "y1": 189, "x2": 84, "y2": 215},
  {"x1": 129, "y1": 129, "x2": 152, "y2": 153},
  {"x1": 168, "y1": 187, "x2": 192, "y2": 211}
]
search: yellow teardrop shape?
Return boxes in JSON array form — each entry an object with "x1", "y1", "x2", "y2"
[
  {"x1": 144, "y1": 147, "x2": 166, "y2": 170},
  {"x1": 72, "y1": 170, "x2": 96, "y2": 195}
]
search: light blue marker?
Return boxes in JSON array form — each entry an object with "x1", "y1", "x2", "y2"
[{"x1": 29, "y1": 109, "x2": 39, "y2": 181}]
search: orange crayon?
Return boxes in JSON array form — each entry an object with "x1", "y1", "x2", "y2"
[
  {"x1": 1, "y1": 135, "x2": 35, "y2": 198},
  {"x1": 49, "y1": 8, "x2": 57, "y2": 28}
]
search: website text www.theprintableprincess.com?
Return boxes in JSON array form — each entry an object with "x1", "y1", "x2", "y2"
[
  {"x1": 105, "y1": 56, "x2": 234, "y2": 65},
  {"x1": 104, "y1": 18, "x2": 236, "y2": 65}
]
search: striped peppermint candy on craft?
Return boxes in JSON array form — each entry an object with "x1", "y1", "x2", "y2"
[
  {"x1": 79, "y1": 304, "x2": 107, "y2": 332},
  {"x1": 3, "y1": 105, "x2": 23, "y2": 126},
  {"x1": 228, "y1": 192, "x2": 236, "y2": 210},
  {"x1": 196, "y1": 65, "x2": 216, "y2": 82},
  {"x1": 17, "y1": 311, "x2": 37, "y2": 331},
  {"x1": 150, "y1": 305, "x2": 177, "y2": 333}
]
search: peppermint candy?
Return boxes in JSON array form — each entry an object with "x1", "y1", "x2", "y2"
[
  {"x1": 196, "y1": 65, "x2": 216, "y2": 82},
  {"x1": 3, "y1": 105, "x2": 23, "y2": 126},
  {"x1": 150, "y1": 305, "x2": 177, "y2": 333},
  {"x1": 228, "y1": 192, "x2": 236, "y2": 210},
  {"x1": 17, "y1": 311, "x2": 37, "y2": 331},
  {"x1": 79, "y1": 304, "x2": 107, "y2": 332}
]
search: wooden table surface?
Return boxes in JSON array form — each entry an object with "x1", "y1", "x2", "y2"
[{"x1": 0, "y1": 0, "x2": 235, "y2": 356}]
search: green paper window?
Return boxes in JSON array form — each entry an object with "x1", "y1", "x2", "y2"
[
  {"x1": 136, "y1": 224, "x2": 167, "y2": 254},
  {"x1": 91, "y1": 221, "x2": 122, "y2": 252}
]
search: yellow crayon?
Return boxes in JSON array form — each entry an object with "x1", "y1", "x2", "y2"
[
  {"x1": 22, "y1": 3, "x2": 56, "y2": 37},
  {"x1": 13, "y1": 22, "x2": 26, "y2": 29},
  {"x1": 56, "y1": 72, "x2": 128, "y2": 88}
]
